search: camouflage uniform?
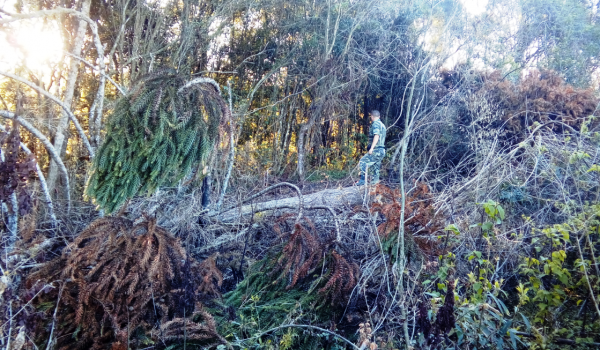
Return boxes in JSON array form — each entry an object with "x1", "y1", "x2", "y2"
[{"x1": 358, "y1": 119, "x2": 386, "y2": 185}]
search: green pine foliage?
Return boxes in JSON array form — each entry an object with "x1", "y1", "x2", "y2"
[
  {"x1": 216, "y1": 253, "x2": 333, "y2": 349},
  {"x1": 86, "y1": 69, "x2": 228, "y2": 213},
  {"x1": 215, "y1": 221, "x2": 360, "y2": 349}
]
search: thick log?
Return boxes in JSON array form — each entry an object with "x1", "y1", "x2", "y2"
[{"x1": 216, "y1": 185, "x2": 369, "y2": 223}]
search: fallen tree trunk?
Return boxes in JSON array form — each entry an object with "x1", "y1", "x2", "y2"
[{"x1": 215, "y1": 185, "x2": 369, "y2": 223}]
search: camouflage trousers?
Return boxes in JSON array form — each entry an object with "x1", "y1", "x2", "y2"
[{"x1": 359, "y1": 148, "x2": 385, "y2": 184}]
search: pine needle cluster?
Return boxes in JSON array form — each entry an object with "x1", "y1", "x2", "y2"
[
  {"x1": 483, "y1": 70, "x2": 598, "y2": 132},
  {"x1": 86, "y1": 69, "x2": 229, "y2": 213},
  {"x1": 26, "y1": 216, "x2": 225, "y2": 349}
]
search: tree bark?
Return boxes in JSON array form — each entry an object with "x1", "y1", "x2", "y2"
[
  {"x1": 0, "y1": 123, "x2": 57, "y2": 228},
  {"x1": 296, "y1": 120, "x2": 313, "y2": 181},
  {"x1": 0, "y1": 160, "x2": 18, "y2": 250},
  {"x1": 47, "y1": 0, "x2": 91, "y2": 193},
  {"x1": 216, "y1": 80, "x2": 236, "y2": 210},
  {"x1": 296, "y1": 95, "x2": 324, "y2": 181},
  {"x1": 216, "y1": 185, "x2": 366, "y2": 223},
  {"x1": 0, "y1": 110, "x2": 70, "y2": 209}
]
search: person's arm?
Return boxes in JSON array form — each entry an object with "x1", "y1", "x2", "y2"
[{"x1": 368, "y1": 134, "x2": 379, "y2": 154}]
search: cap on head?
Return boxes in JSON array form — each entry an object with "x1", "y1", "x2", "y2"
[{"x1": 370, "y1": 110, "x2": 380, "y2": 118}]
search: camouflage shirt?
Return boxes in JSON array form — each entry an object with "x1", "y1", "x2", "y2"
[{"x1": 369, "y1": 119, "x2": 386, "y2": 149}]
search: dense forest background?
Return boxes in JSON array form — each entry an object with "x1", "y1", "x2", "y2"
[{"x1": 1, "y1": 0, "x2": 600, "y2": 349}]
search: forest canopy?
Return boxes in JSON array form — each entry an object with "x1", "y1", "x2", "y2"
[{"x1": 1, "y1": 0, "x2": 600, "y2": 349}]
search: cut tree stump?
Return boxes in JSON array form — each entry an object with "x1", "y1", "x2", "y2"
[{"x1": 215, "y1": 185, "x2": 370, "y2": 223}]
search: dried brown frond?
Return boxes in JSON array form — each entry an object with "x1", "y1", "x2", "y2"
[
  {"x1": 267, "y1": 215, "x2": 359, "y2": 309},
  {"x1": 25, "y1": 216, "x2": 224, "y2": 349},
  {"x1": 451, "y1": 69, "x2": 600, "y2": 146},
  {"x1": 156, "y1": 305, "x2": 226, "y2": 347},
  {"x1": 195, "y1": 253, "x2": 223, "y2": 297},
  {"x1": 272, "y1": 219, "x2": 323, "y2": 289},
  {"x1": 370, "y1": 182, "x2": 444, "y2": 256},
  {"x1": 318, "y1": 250, "x2": 359, "y2": 306},
  {"x1": 273, "y1": 213, "x2": 297, "y2": 236}
]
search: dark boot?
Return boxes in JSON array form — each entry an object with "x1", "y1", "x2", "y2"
[{"x1": 356, "y1": 174, "x2": 365, "y2": 186}]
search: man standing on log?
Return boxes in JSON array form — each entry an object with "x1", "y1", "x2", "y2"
[{"x1": 357, "y1": 110, "x2": 386, "y2": 186}]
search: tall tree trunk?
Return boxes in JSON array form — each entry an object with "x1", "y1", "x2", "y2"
[
  {"x1": 296, "y1": 114, "x2": 317, "y2": 181},
  {"x1": 296, "y1": 83, "x2": 327, "y2": 180},
  {"x1": 47, "y1": 0, "x2": 91, "y2": 193}
]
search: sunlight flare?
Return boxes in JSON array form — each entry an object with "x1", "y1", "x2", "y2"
[
  {"x1": 460, "y1": 0, "x2": 488, "y2": 15},
  {"x1": 0, "y1": 19, "x2": 64, "y2": 73}
]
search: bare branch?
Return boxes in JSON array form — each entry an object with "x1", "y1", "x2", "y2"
[
  {"x1": 18, "y1": 143, "x2": 58, "y2": 228},
  {"x1": 0, "y1": 6, "x2": 107, "y2": 151},
  {"x1": 179, "y1": 77, "x2": 222, "y2": 95},
  {"x1": 0, "y1": 110, "x2": 71, "y2": 210},
  {"x1": 0, "y1": 123, "x2": 58, "y2": 228},
  {"x1": 0, "y1": 70, "x2": 95, "y2": 157},
  {"x1": 65, "y1": 52, "x2": 126, "y2": 95}
]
